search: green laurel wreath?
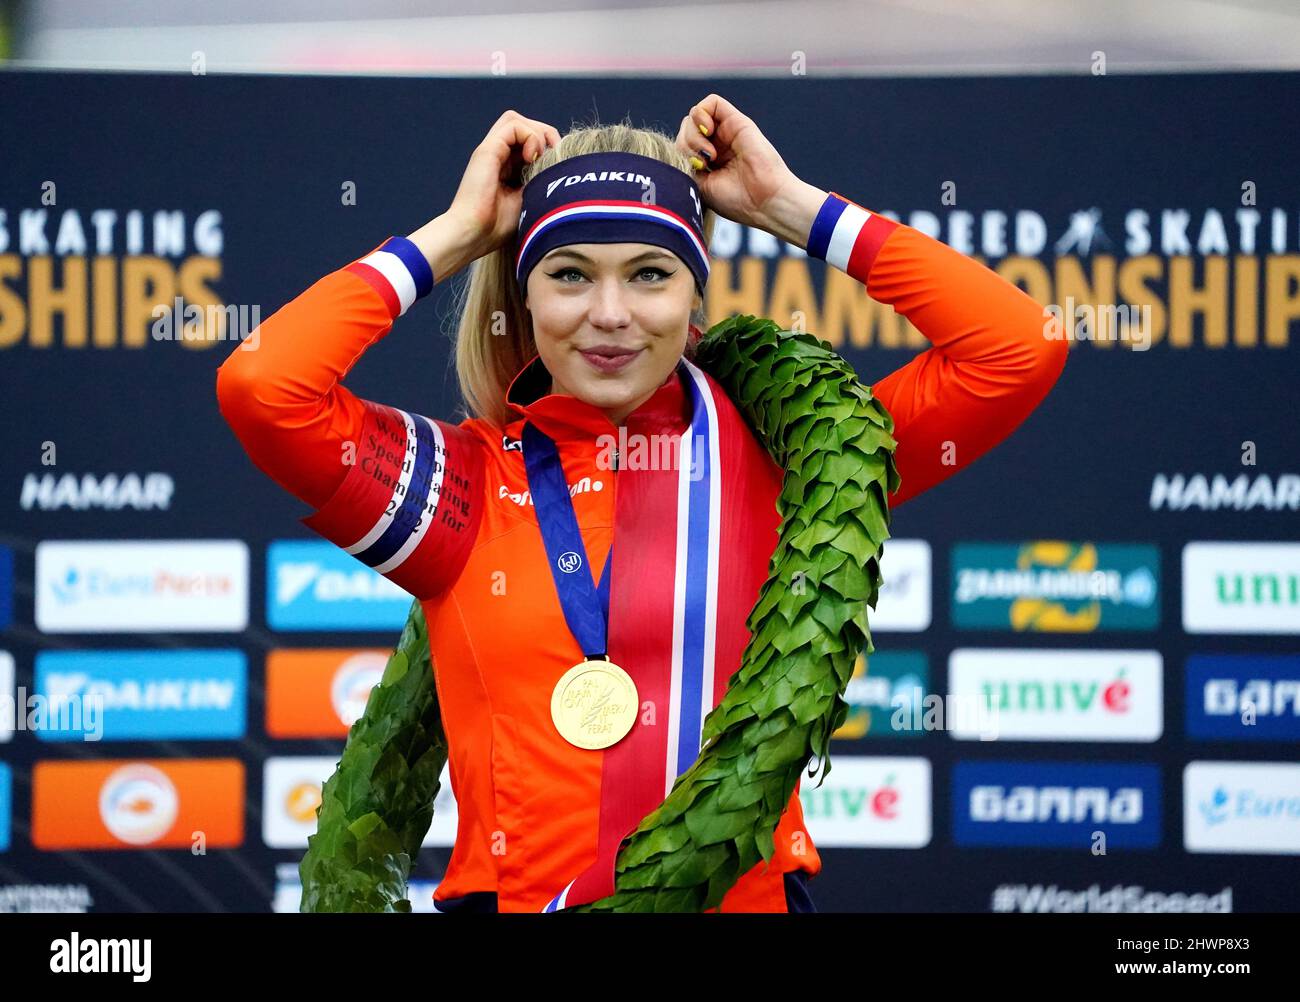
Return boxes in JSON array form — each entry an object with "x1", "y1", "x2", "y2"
[{"x1": 299, "y1": 314, "x2": 899, "y2": 913}]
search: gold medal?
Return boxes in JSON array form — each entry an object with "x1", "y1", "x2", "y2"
[{"x1": 550, "y1": 657, "x2": 639, "y2": 750}]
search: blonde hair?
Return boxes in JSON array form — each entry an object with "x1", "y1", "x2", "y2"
[{"x1": 448, "y1": 116, "x2": 716, "y2": 428}]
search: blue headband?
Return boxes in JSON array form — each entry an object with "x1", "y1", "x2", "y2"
[{"x1": 515, "y1": 151, "x2": 710, "y2": 295}]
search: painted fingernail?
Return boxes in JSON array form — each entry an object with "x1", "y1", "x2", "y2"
[
  {"x1": 699, "y1": 149, "x2": 713, "y2": 162},
  {"x1": 689, "y1": 156, "x2": 705, "y2": 171},
  {"x1": 698, "y1": 123, "x2": 710, "y2": 136}
]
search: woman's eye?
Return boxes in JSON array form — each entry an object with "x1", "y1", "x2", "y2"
[{"x1": 547, "y1": 266, "x2": 673, "y2": 283}]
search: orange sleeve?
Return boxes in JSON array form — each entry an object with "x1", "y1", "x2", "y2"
[
  {"x1": 816, "y1": 193, "x2": 1069, "y2": 507},
  {"x1": 214, "y1": 237, "x2": 484, "y2": 599}
]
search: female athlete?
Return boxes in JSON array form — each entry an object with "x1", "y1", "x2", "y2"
[{"x1": 216, "y1": 94, "x2": 1067, "y2": 913}]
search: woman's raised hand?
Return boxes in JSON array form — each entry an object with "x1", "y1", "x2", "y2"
[
  {"x1": 449, "y1": 109, "x2": 562, "y2": 258},
  {"x1": 676, "y1": 94, "x2": 802, "y2": 233}
]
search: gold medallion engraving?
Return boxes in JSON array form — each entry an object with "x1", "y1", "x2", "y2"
[{"x1": 550, "y1": 658, "x2": 639, "y2": 750}]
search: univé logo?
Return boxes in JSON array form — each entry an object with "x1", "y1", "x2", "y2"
[
  {"x1": 948, "y1": 649, "x2": 1163, "y2": 742},
  {"x1": 1182, "y1": 542, "x2": 1300, "y2": 634},
  {"x1": 797, "y1": 756, "x2": 931, "y2": 848}
]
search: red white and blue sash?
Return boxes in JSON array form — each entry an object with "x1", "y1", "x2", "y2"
[{"x1": 541, "y1": 357, "x2": 780, "y2": 912}]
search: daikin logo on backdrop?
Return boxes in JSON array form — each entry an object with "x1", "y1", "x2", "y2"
[
  {"x1": 31, "y1": 651, "x2": 246, "y2": 741},
  {"x1": 267, "y1": 541, "x2": 413, "y2": 631}
]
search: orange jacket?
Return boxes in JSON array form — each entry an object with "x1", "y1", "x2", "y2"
[{"x1": 216, "y1": 195, "x2": 1067, "y2": 912}]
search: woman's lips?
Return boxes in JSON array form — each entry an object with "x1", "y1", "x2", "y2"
[{"x1": 579, "y1": 348, "x2": 642, "y2": 373}]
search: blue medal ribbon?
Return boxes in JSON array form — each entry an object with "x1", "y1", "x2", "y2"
[{"x1": 522, "y1": 422, "x2": 613, "y2": 659}]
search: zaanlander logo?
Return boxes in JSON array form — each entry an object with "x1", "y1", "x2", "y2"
[
  {"x1": 952, "y1": 542, "x2": 1159, "y2": 632},
  {"x1": 1182, "y1": 542, "x2": 1300, "y2": 634},
  {"x1": 1151, "y1": 472, "x2": 1300, "y2": 511},
  {"x1": 20, "y1": 472, "x2": 174, "y2": 511}
]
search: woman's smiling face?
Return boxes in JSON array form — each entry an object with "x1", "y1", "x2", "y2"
[{"x1": 524, "y1": 242, "x2": 700, "y2": 426}]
